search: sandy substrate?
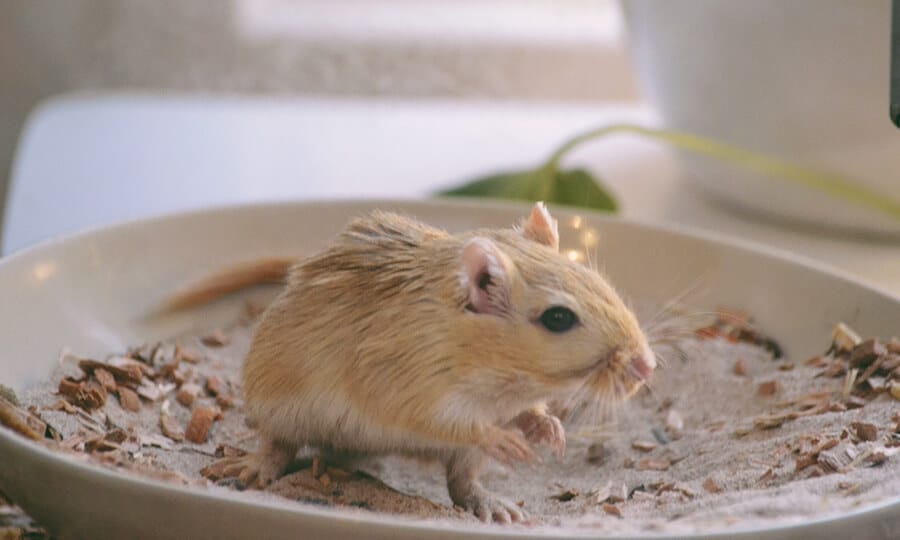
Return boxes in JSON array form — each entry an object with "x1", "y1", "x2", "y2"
[{"x1": 5, "y1": 308, "x2": 900, "y2": 536}]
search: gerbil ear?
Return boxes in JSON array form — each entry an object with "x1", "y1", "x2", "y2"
[
  {"x1": 521, "y1": 202, "x2": 559, "y2": 252},
  {"x1": 460, "y1": 237, "x2": 513, "y2": 316}
]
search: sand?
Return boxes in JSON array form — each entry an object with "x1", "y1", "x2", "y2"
[{"x1": 6, "y1": 307, "x2": 900, "y2": 537}]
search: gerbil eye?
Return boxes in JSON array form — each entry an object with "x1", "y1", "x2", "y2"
[{"x1": 539, "y1": 306, "x2": 579, "y2": 333}]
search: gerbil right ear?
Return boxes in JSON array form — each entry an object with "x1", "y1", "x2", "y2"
[
  {"x1": 520, "y1": 202, "x2": 559, "y2": 252},
  {"x1": 460, "y1": 237, "x2": 513, "y2": 316}
]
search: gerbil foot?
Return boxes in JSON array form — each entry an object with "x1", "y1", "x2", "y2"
[
  {"x1": 217, "y1": 439, "x2": 296, "y2": 489},
  {"x1": 514, "y1": 410, "x2": 566, "y2": 456},
  {"x1": 480, "y1": 426, "x2": 535, "y2": 464},
  {"x1": 451, "y1": 483, "x2": 525, "y2": 524}
]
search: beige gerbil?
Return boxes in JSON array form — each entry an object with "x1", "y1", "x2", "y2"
[{"x1": 167, "y1": 203, "x2": 656, "y2": 523}]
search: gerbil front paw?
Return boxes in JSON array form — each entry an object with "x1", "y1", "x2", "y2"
[
  {"x1": 451, "y1": 483, "x2": 526, "y2": 524},
  {"x1": 515, "y1": 410, "x2": 566, "y2": 456},
  {"x1": 481, "y1": 426, "x2": 535, "y2": 464}
]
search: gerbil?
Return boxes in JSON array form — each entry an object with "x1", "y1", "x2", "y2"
[{"x1": 167, "y1": 203, "x2": 656, "y2": 523}]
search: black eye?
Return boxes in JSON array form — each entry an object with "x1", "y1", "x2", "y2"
[{"x1": 539, "y1": 306, "x2": 579, "y2": 333}]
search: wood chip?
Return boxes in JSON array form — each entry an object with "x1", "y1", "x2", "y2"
[
  {"x1": 205, "y1": 376, "x2": 221, "y2": 397},
  {"x1": 753, "y1": 413, "x2": 791, "y2": 430},
  {"x1": 176, "y1": 383, "x2": 202, "y2": 408},
  {"x1": 623, "y1": 457, "x2": 634, "y2": 468},
  {"x1": 117, "y1": 387, "x2": 141, "y2": 412},
  {"x1": 849, "y1": 338, "x2": 887, "y2": 367},
  {"x1": 702, "y1": 477, "x2": 722, "y2": 493},
  {"x1": 758, "y1": 468, "x2": 775, "y2": 483},
  {"x1": 602, "y1": 504, "x2": 622, "y2": 518},
  {"x1": 175, "y1": 345, "x2": 202, "y2": 363},
  {"x1": 820, "y1": 361, "x2": 846, "y2": 378},
  {"x1": 136, "y1": 381, "x2": 162, "y2": 402},
  {"x1": 160, "y1": 413, "x2": 184, "y2": 443},
  {"x1": 865, "y1": 376, "x2": 887, "y2": 392},
  {"x1": 778, "y1": 362, "x2": 795, "y2": 371},
  {"x1": 589, "y1": 482, "x2": 612, "y2": 504},
  {"x1": 215, "y1": 394, "x2": 234, "y2": 409},
  {"x1": 733, "y1": 358, "x2": 748, "y2": 376},
  {"x1": 93, "y1": 368, "x2": 117, "y2": 392},
  {"x1": 891, "y1": 381, "x2": 900, "y2": 401},
  {"x1": 176, "y1": 389, "x2": 195, "y2": 408},
  {"x1": 635, "y1": 458, "x2": 670, "y2": 471},
  {"x1": 845, "y1": 395, "x2": 867, "y2": 409},
  {"x1": 0, "y1": 396, "x2": 44, "y2": 441},
  {"x1": 757, "y1": 381, "x2": 778, "y2": 396},
  {"x1": 201, "y1": 329, "x2": 231, "y2": 347},
  {"x1": 608, "y1": 484, "x2": 627, "y2": 504},
  {"x1": 550, "y1": 488, "x2": 579, "y2": 502},
  {"x1": 78, "y1": 358, "x2": 144, "y2": 387},
  {"x1": 888, "y1": 337, "x2": 900, "y2": 354},
  {"x1": 48, "y1": 399, "x2": 78, "y2": 414},
  {"x1": 796, "y1": 437, "x2": 840, "y2": 472},
  {"x1": 832, "y1": 322, "x2": 862, "y2": 353},
  {"x1": 819, "y1": 445, "x2": 852, "y2": 472},
  {"x1": 632, "y1": 440, "x2": 657, "y2": 452},
  {"x1": 184, "y1": 406, "x2": 218, "y2": 444},
  {"x1": 855, "y1": 354, "x2": 886, "y2": 388},
  {"x1": 57, "y1": 377, "x2": 83, "y2": 399},
  {"x1": 852, "y1": 422, "x2": 878, "y2": 442}
]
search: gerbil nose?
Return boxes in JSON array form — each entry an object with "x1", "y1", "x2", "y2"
[{"x1": 630, "y1": 345, "x2": 656, "y2": 381}]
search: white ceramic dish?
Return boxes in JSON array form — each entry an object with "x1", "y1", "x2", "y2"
[
  {"x1": 623, "y1": 0, "x2": 900, "y2": 237},
  {"x1": 1, "y1": 199, "x2": 899, "y2": 539}
]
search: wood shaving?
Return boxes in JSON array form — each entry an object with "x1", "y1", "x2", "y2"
[
  {"x1": 631, "y1": 440, "x2": 657, "y2": 452},
  {"x1": 601, "y1": 504, "x2": 622, "y2": 518},
  {"x1": 184, "y1": 407, "x2": 218, "y2": 444},
  {"x1": 757, "y1": 381, "x2": 778, "y2": 396},
  {"x1": 702, "y1": 478, "x2": 722, "y2": 493}
]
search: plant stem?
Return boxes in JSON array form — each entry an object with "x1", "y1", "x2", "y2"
[{"x1": 544, "y1": 124, "x2": 900, "y2": 222}]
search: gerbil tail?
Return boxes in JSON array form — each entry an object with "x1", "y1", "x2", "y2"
[{"x1": 161, "y1": 256, "x2": 295, "y2": 312}]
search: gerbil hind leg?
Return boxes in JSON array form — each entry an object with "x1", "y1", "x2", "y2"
[
  {"x1": 445, "y1": 448, "x2": 525, "y2": 524},
  {"x1": 219, "y1": 436, "x2": 298, "y2": 489}
]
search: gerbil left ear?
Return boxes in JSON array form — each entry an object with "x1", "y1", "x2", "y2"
[
  {"x1": 460, "y1": 237, "x2": 513, "y2": 315},
  {"x1": 521, "y1": 202, "x2": 559, "y2": 252}
]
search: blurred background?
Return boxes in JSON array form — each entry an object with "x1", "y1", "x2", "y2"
[
  {"x1": 0, "y1": 0, "x2": 634, "y2": 224},
  {"x1": 0, "y1": 0, "x2": 898, "y2": 287}
]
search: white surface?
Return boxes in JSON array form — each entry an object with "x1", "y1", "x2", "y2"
[
  {"x1": 237, "y1": 0, "x2": 623, "y2": 45},
  {"x1": 6, "y1": 94, "x2": 900, "y2": 294},
  {"x1": 1, "y1": 200, "x2": 900, "y2": 540},
  {"x1": 623, "y1": 0, "x2": 900, "y2": 234}
]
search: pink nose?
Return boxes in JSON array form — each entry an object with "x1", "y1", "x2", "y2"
[{"x1": 631, "y1": 346, "x2": 656, "y2": 381}]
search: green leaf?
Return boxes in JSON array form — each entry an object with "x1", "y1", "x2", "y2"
[
  {"x1": 438, "y1": 166, "x2": 618, "y2": 212},
  {"x1": 546, "y1": 168, "x2": 618, "y2": 212}
]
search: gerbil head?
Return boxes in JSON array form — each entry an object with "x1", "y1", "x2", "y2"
[{"x1": 455, "y1": 203, "x2": 655, "y2": 415}]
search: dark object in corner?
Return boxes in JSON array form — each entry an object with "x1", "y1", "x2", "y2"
[{"x1": 891, "y1": 0, "x2": 900, "y2": 127}]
